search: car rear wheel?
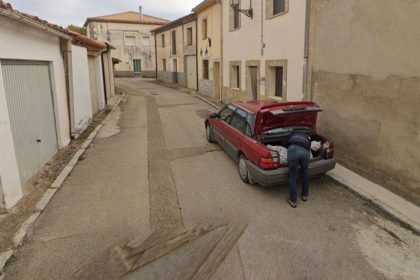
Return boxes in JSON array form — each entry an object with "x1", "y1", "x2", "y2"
[
  {"x1": 206, "y1": 124, "x2": 215, "y2": 143},
  {"x1": 238, "y1": 154, "x2": 249, "y2": 183}
]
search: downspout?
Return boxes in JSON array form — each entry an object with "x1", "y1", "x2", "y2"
[
  {"x1": 154, "y1": 33, "x2": 158, "y2": 79},
  {"x1": 60, "y1": 38, "x2": 76, "y2": 138},
  {"x1": 219, "y1": 0, "x2": 224, "y2": 102},
  {"x1": 303, "y1": 0, "x2": 311, "y2": 100},
  {"x1": 101, "y1": 45, "x2": 110, "y2": 105},
  {"x1": 195, "y1": 19, "x2": 199, "y2": 91}
]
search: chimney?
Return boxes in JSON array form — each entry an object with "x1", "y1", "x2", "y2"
[{"x1": 139, "y1": 6, "x2": 144, "y2": 21}]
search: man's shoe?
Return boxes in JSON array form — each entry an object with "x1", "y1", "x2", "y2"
[
  {"x1": 287, "y1": 199, "x2": 298, "y2": 208},
  {"x1": 301, "y1": 195, "x2": 308, "y2": 202}
]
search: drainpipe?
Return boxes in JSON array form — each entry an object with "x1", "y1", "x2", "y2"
[
  {"x1": 303, "y1": 0, "x2": 310, "y2": 100},
  {"x1": 195, "y1": 19, "x2": 199, "y2": 92},
  {"x1": 154, "y1": 32, "x2": 158, "y2": 79},
  {"x1": 60, "y1": 38, "x2": 76, "y2": 138},
  {"x1": 100, "y1": 46, "x2": 110, "y2": 105}
]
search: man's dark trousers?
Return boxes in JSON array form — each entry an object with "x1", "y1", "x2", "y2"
[{"x1": 287, "y1": 144, "x2": 310, "y2": 203}]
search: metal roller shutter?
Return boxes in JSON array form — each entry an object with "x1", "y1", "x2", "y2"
[{"x1": 1, "y1": 61, "x2": 58, "y2": 183}]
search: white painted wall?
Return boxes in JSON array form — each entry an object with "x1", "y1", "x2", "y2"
[
  {"x1": 222, "y1": 0, "x2": 307, "y2": 101},
  {"x1": 0, "y1": 16, "x2": 70, "y2": 210},
  {"x1": 94, "y1": 56, "x2": 106, "y2": 110},
  {"x1": 71, "y1": 45, "x2": 93, "y2": 136}
]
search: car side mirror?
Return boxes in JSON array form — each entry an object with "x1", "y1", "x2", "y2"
[{"x1": 209, "y1": 112, "x2": 219, "y2": 119}]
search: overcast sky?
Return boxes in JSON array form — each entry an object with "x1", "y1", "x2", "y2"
[{"x1": 7, "y1": 0, "x2": 203, "y2": 27}]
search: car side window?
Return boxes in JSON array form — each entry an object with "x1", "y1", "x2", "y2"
[
  {"x1": 245, "y1": 114, "x2": 256, "y2": 137},
  {"x1": 229, "y1": 112, "x2": 247, "y2": 133},
  {"x1": 219, "y1": 105, "x2": 235, "y2": 123}
]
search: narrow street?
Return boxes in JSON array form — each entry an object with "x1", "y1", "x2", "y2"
[{"x1": 4, "y1": 79, "x2": 420, "y2": 280}]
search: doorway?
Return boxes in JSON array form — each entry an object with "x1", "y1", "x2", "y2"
[
  {"x1": 133, "y1": 59, "x2": 142, "y2": 76},
  {"x1": 172, "y1": 59, "x2": 178, "y2": 84},
  {"x1": 246, "y1": 64, "x2": 259, "y2": 101},
  {"x1": 213, "y1": 62, "x2": 221, "y2": 100},
  {"x1": 186, "y1": 55, "x2": 197, "y2": 91}
]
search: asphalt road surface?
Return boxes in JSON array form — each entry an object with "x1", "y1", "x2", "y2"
[{"x1": 4, "y1": 78, "x2": 420, "y2": 280}]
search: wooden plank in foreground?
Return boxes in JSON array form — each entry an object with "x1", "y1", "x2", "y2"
[{"x1": 73, "y1": 223, "x2": 247, "y2": 280}]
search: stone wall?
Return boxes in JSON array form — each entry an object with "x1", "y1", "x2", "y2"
[
  {"x1": 157, "y1": 71, "x2": 173, "y2": 84},
  {"x1": 157, "y1": 71, "x2": 187, "y2": 89},
  {"x1": 142, "y1": 71, "x2": 156, "y2": 78},
  {"x1": 177, "y1": 73, "x2": 187, "y2": 88},
  {"x1": 310, "y1": 0, "x2": 420, "y2": 205},
  {"x1": 199, "y1": 79, "x2": 213, "y2": 97},
  {"x1": 115, "y1": 71, "x2": 134, "y2": 77}
]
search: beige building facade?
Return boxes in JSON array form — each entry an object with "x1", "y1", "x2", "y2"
[
  {"x1": 308, "y1": 0, "x2": 420, "y2": 205},
  {"x1": 153, "y1": 14, "x2": 198, "y2": 90},
  {"x1": 85, "y1": 8, "x2": 168, "y2": 77},
  {"x1": 193, "y1": 0, "x2": 222, "y2": 99},
  {"x1": 222, "y1": 0, "x2": 307, "y2": 103}
]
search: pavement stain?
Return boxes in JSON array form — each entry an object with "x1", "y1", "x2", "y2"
[{"x1": 353, "y1": 216, "x2": 420, "y2": 279}]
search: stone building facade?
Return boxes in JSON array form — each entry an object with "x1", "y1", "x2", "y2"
[
  {"x1": 193, "y1": 0, "x2": 222, "y2": 99},
  {"x1": 222, "y1": 0, "x2": 308, "y2": 103},
  {"x1": 153, "y1": 14, "x2": 198, "y2": 90},
  {"x1": 85, "y1": 8, "x2": 168, "y2": 77}
]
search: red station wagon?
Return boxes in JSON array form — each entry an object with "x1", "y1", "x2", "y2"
[{"x1": 205, "y1": 101, "x2": 336, "y2": 186}]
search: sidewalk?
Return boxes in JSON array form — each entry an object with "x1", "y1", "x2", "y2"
[
  {"x1": 0, "y1": 93, "x2": 150, "y2": 279},
  {"x1": 193, "y1": 92, "x2": 420, "y2": 235}
]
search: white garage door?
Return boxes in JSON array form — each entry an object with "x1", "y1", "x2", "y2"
[{"x1": 1, "y1": 61, "x2": 58, "y2": 183}]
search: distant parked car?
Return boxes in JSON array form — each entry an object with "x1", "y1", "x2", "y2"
[{"x1": 205, "y1": 101, "x2": 336, "y2": 186}]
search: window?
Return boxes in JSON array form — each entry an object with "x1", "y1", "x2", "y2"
[
  {"x1": 133, "y1": 59, "x2": 141, "y2": 73},
  {"x1": 161, "y1": 34, "x2": 166, "y2": 47},
  {"x1": 246, "y1": 114, "x2": 256, "y2": 137},
  {"x1": 230, "y1": 112, "x2": 247, "y2": 134},
  {"x1": 203, "y1": 60, "x2": 209, "y2": 80},
  {"x1": 202, "y1": 18, "x2": 208, "y2": 39},
  {"x1": 143, "y1": 36, "x2": 150, "y2": 47},
  {"x1": 219, "y1": 105, "x2": 236, "y2": 123},
  {"x1": 125, "y1": 36, "x2": 136, "y2": 46},
  {"x1": 162, "y1": 59, "x2": 166, "y2": 72},
  {"x1": 273, "y1": 0, "x2": 286, "y2": 15},
  {"x1": 265, "y1": 60, "x2": 287, "y2": 100},
  {"x1": 231, "y1": 65, "x2": 240, "y2": 88},
  {"x1": 267, "y1": 0, "x2": 288, "y2": 18},
  {"x1": 187, "y1": 27, "x2": 193, "y2": 46},
  {"x1": 275, "y1": 67, "x2": 283, "y2": 97},
  {"x1": 171, "y1": 30, "x2": 177, "y2": 54},
  {"x1": 230, "y1": 1, "x2": 241, "y2": 31}
]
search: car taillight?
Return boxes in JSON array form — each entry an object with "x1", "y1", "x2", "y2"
[
  {"x1": 259, "y1": 152, "x2": 280, "y2": 170},
  {"x1": 323, "y1": 141, "x2": 334, "y2": 159}
]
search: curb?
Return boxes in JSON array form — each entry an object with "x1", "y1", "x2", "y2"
[
  {"x1": 328, "y1": 165, "x2": 420, "y2": 235},
  {"x1": 190, "y1": 92, "x2": 420, "y2": 235},
  {"x1": 0, "y1": 94, "x2": 126, "y2": 273},
  {"x1": 191, "y1": 93, "x2": 222, "y2": 110}
]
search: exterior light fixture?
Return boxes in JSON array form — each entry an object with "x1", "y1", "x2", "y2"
[{"x1": 229, "y1": 0, "x2": 253, "y2": 18}]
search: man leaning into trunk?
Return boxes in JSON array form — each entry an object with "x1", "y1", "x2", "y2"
[{"x1": 286, "y1": 132, "x2": 311, "y2": 208}]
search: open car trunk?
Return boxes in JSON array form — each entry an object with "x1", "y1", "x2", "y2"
[{"x1": 258, "y1": 132, "x2": 326, "y2": 163}]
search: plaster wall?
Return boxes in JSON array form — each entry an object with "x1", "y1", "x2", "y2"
[
  {"x1": 197, "y1": 3, "x2": 222, "y2": 98},
  {"x1": 0, "y1": 16, "x2": 70, "y2": 210},
  {"x1": 155, "y1": 24, "x2": 187, "y2": 86},
  {"x1": 94, "y1": 56, "x2": 106, "y2": 110},
  {"x1": 88, "y1": 21, "x2": 162, "y2": 76},
  {"x1": 310, "y1": 0, "x2": 420, "y2": 205},
  {"x1": 71, "y1": 45, "x2": 93, "y2": 136},
  {"x1": 222, "y1": 0, "x2": 306, "y2": 102}
]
